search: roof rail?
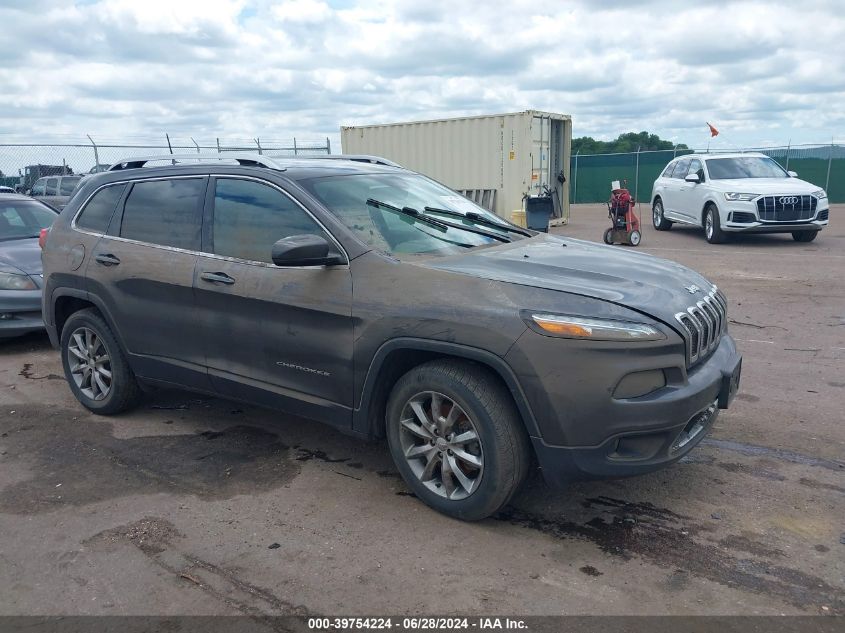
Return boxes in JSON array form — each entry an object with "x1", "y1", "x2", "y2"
[
  {"x1": 107, "y1": 153, "x2": 288, "y2": 171},
  {"x1": 299, "y1": 154, "x2": 401, "y2": 167}
]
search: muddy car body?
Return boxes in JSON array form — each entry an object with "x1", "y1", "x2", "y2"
[{"x1": 41, "y1": 155, "x2": 742, "y2": 519}]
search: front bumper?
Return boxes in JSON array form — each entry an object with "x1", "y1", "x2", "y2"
[
  {"x1": 723, "y1": 200, "x2": 829, "y2": 233},
  {"x1": 0, "y1": 288, "x2": 45, "y2": 339},
  {"x1": 513, "y1": 334, "x2": 741, "y2": 485}
]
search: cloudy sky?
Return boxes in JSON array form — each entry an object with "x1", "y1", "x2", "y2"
[{"x1": 0, "y1": 0, "x2": 843, "y2": 152}]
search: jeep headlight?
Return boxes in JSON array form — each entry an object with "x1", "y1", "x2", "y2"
[
  {"x1": 527, "y1": 314, "x2": 665, "y2": 341},
  {"x1": 812, "y1": 189, "x2": 827, "y2": 200},
  {"x1": 0, "y1": 271, "x2": 37, "y2": 291},
  {"x1": 724, "y1": 193, "x2": 757, "y2": 201}
]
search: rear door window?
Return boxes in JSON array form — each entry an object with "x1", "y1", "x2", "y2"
[
  {"x1": 46, "y1": 178, "x2": 59, "y2": 195},
  {"x1": 75, "y1": 184, "x2": 126, "y2": 233},
  {"x1": 210, "y1": 178, "x2": 328, "y2": 263},
  {"x1": 119, "y1": 178, "x2": 205, "y2": 250},
  {"x1": 60, "y1": 177, "x2": 81, "y2": 196}
]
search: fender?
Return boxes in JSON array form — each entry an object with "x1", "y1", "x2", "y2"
[
  {"x1": 48, "y1": 287, "x2": 126, "y2": 353},
  {"x1": 352, "y1": 337, "x2": 541, "y2": 439}
]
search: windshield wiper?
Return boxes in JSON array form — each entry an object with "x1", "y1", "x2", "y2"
[
  {"x1": 423, "y1": 206, "x2": 533, "y2": 237},
  {"x1": 367, "y1": 198, "x2": 511, "y2": 243},
  {"x1": 366, "y1": 198, "x2": 449, "y2": 231}
]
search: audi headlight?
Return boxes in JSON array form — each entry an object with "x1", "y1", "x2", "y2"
[
  {"x1": 812, "y1": 189, "x2": 827, "y2": 200},
  {"x1": 724, "y1": 193, "x2": 757, "y2": 201},
  {"x1": 527, "y1": 314, "x2": 665, "y2": 341},
  {"x1": 0, "y1": 271, "x2": 37, "y2": 291}
]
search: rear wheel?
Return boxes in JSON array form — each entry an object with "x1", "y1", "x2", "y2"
[
  {"x1": 603, "y1": 228, "x2": 614, "y2": 245},
  {"x1": 60, "y1": 308, "x2": 143, "y2": 415},
  {"x1": 792, "y1": 231, "x2": 818, "y2": 242},
  {"x1": 385, "y1": 360, "x2": 530, "y2": 521},
  {"x1": 652, "y1": 199, "x2": 672, "y2": 230},
  {"x1": 704, "y1": 204, "x2": 726, "y2": 244}
]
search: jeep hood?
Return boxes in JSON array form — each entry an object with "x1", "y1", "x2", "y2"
[{"x1": 420, "y1": 234, "x2": 713, "y2": 324}]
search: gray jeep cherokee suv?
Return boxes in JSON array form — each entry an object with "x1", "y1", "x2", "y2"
[{"x1": 42, "y1": 154, "x2": 742, "y2": 520}]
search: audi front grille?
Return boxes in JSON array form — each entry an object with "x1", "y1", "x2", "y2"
[{"x1": 756, "y1": 195, "x2": 817, "y2": 222}]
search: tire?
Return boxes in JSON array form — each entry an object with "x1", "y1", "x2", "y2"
[
  {"x1": 385, "y1": 359, "x2": 531, "y2": 521},
  {"x1": 704, "y1": 204, "x2": 726, "y2": 244},
  {"x1": 60, "y1": 308, "x2": 143, "y2": 415},
  {"x1": 792, "y1": 231, "x2": 818, "y2": 243},
  {"x1": 629, "y1": 230, "x2": 642, "y2": 246},
  {"x1": 652, "y1": 199, "x2": 672, "y2": 231},
  {"x1": 603, "y1": 228, "x2": 614, "y2": 245}
]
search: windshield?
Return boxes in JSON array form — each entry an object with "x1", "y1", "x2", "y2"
[
  {"x1": 0, "y1": 200, "x2": 57, "y2": 241},
  {"x1": 706, "y1": 157, "x2": 789, "y2": 179},
  {"x1": 301, "y1": 172, "x2": 521, "y2": 257}
]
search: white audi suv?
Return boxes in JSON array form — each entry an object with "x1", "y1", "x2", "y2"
[{"x1": 650, "y1": 153, "x2": 829, "y2": 243}]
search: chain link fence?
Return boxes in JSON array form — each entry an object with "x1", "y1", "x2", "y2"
[
  {"x1": 0, "y1": 137, "x2": 331, "y2": 191},
  {"x1": 570, "y1": 143, "x2": 845, "y2": 205}
]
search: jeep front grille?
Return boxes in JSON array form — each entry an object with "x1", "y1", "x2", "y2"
[
  {"x1": 675, "y1": 287, "x2": 727, "y2": 368},
  {"x1": 756, "y1": 195, "x2": 817, "y2": 222}
]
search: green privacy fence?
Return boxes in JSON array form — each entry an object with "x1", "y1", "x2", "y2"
[{"x1": 570, "y1": 144, "x2": 844, "y2": 204}]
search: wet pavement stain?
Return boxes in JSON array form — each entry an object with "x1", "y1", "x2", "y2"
[
  {"x1": 798, "y1": 477, "x2": 845, "y2": 494},
  {"x1": 0, "y1": 410, "x2": 299, "y2": 514},
  {"x1": 701, "y1": 438, "x2": 845, "y2": 471},
  {"x1": 495, "y1": 502, "x2": 845, "y2": 614},
  {"x1": 18, "y1": 363, "x2": 62, "y2": 381},
  {"x1": 717, "y1": 534, "x2": 785, "y2": 559},
  {"x1": 579, "y1": 565, "x2": 603, "y2": 577},
  {"x1": 716, "y1": 462, "x2": 786, "y2": 481}
]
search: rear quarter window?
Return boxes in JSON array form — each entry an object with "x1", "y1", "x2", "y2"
[
  {"x1": 75, "y1": 184, "x2": 126, "y2": 233},
  {"x1": 119, "y1": 178, "x2": 205, "y2": 250}
]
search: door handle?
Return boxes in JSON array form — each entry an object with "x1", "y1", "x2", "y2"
[
  {"x1": 95, "y1": 253, "x2": 120, "y2": 266},
  {"x1": 200, "y1": 271, "x2": 236, "y2": 285}
]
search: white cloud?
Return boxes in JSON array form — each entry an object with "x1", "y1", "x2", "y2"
[{"x1": 0, "y1": 0, "x2": 842, "y2": 153}]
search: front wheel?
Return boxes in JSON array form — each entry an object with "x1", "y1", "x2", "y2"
[
  {"x1": 792, "y1": 231, "x2": 818, "y2": 243},
  {"x1": 704, "y1": 205, "x2": 726, "y2": 244},
  {"x1": 652, "y1": 199, "x2": 672, "y2": 231},
  {"x1": 385, "y1": 360, "x2": 530, "y2": 521},
  {"x1": 629, "y1": 230, "x2": 641, "y2": 246}
]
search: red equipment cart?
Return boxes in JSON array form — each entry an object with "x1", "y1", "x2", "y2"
[{"x1": 603, "y1": 182, "x2": 641, "y2": 246}]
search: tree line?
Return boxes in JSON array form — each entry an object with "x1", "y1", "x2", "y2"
[{"x1": 572, "y1": 132, "x2": 688, "y2": 155}]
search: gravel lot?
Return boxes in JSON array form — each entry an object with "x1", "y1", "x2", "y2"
[{"x1": 1, "y1": 204, "x2": 842, "y2": 616}]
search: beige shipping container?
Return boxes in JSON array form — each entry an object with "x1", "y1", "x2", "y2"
[{"x1": 340, "y1": 110, "x2": 572, "y2": 223}]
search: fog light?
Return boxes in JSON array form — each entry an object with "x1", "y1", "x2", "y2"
[{"x1": 0, "y1": 313, "x2": 13, "y2": 320}]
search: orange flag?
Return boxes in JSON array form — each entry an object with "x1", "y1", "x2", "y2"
[{"x1": 707, "y1": 122, "x2": 719, "y2": 137}]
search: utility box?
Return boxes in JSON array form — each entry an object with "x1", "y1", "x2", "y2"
[{"x1": 341, "y1": 110, "x2": 572, "y2": 222}]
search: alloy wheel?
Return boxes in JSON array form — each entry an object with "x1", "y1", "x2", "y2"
[
  {"x1": 653, "y1": 202, "x2": 663, "y2": 227},
  {"x1": 398, "y1": 391, "x2": 484, "y2": 500},
  {"x1": 705, "y1": 211, "x2": 714, "y2": 239},
  {"x1": 67, "y1": 326, "x2": 112, "y2": 401}
]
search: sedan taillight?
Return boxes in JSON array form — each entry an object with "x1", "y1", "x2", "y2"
[{"x1": 38, "y1": 228, "x2": 49, "y2": 249}]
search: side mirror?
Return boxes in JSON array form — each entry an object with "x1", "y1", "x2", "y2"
[
  {"x1": 787, "y1": 170, "x2": 798, "y2": 178},
  {"x1": 271, "y1": 234, "x2": 342, "y2": 267},
  {"x1": 684, "y1": 173, "x2": 700, "y2": 183}
]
